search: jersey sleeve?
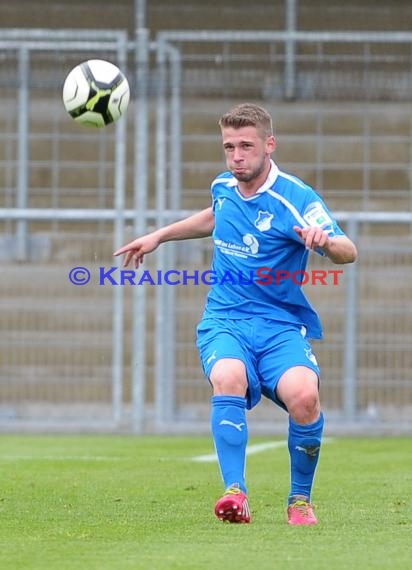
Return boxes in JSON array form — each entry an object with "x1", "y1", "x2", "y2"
[
  {"x1": 286, "y1": 189, "x2": 346, "y2": 257},
  {"x1": 301, "y1": 194, "x2": 345, "y2": 238}
]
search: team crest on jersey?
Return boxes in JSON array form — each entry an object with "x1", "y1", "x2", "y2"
[{"x1": 254, "y1": 210, "x2": 274, "y2": 232}]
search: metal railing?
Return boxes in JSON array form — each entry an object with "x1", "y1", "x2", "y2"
[
  {"x1": 1, "y1": 208, "x2": 411, "y2": 434},
  {"x1": 1, "y1": 27, "x2": 412, "y2": 433}
]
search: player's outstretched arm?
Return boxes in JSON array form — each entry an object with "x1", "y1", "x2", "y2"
[
  {"x1": 113, "y1": 207, "x2": 214, "y2": 268},
  {"x1": 293, "y1": 225, "x2": 357, "y2": 264}
]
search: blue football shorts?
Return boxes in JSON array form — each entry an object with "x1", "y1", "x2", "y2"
[{"x1": 196, "y1": 316, "x2": 321, "y2": 410}]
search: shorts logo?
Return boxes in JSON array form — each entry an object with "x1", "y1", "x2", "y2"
[
  {"x1": 206, "y1": 350, "x2": 217, "y2": 365},
  {"x1": 254, "y1": 210, "x2": 274, "y2": 232},
  {"x1": 305, "y1": 347, "x2": 318, "y2": 365}
]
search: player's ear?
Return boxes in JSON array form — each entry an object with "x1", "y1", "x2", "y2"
[{"x1": 266, "y1": 135, "x2": 276, "y2": 153}]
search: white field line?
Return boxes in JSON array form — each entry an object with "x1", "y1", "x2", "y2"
[
  {"x1": 0, "y1": 455, "x2": 127, "y2": 462},
  {"x1": 191, "y1": 437, "x2": 334, "y2": 463}
]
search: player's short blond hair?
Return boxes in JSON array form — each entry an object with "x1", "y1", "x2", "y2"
[{"x1": 218, "y1": 103, "x2": 273, "y2": 138}]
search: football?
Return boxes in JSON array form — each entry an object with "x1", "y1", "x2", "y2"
[{"x1": 62, "y1": 59, "x2": 130, "y2": 128}]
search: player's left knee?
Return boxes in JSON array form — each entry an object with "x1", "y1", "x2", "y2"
[{"x1": 289, "y1": 388, "x2": 320, "y2": 424}]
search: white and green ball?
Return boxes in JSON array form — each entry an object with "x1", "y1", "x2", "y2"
[{"x1": 62, "y1": 59, "x2": 130, "y2": 128}]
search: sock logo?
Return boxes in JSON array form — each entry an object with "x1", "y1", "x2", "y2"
[
  {"x1": 295, "y1": 445, "x2": 320, "y2": 459},
  {"x1": 219, "y1": 419, "x2": 245, "y2": 432}
]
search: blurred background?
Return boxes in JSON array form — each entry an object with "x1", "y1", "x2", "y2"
[{"x1": 1, "y1": 0, "x2": 411, "y2": 434}]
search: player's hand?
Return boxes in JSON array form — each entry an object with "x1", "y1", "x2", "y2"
[
  {"x1": 113, "y1": 233, "x2": 160, "y2": 268},
  {"x1": 293, "y1": 225, "x2": 330, "y2": 251}
]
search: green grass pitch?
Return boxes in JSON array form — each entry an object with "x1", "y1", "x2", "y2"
[{"x1": 0, "y1": 435, "x2": 410, "y2": 569}]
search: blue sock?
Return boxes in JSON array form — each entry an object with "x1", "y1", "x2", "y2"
[
  {"x1": 211, "y1": 395, "x2": 248, "y2": 494},
  {"x1": 288, "y1": 412, "x2": 324, "y2": 503}
]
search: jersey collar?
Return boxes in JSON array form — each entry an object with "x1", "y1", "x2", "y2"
[{"x1": 257, "y1": 160, "x2": 279, "y2": 193}]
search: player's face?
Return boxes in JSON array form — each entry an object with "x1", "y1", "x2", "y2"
[{"x1": 221, "y1": 126, "x2": 276, "y2": 183}]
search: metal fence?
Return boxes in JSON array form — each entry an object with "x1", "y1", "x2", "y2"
[
  {"x1": 152, "y1": 213, "x2": 412, "y2": 435},
  {"x1": 1, "y1": 28, "x2": 412, "y2": 434},
  {"x1": 1, "y1": 210, "x2": 411, "y2": 434},
  {"x1": 0, "y1": 30, "x2": 131, "y2": 430},
  {"x1": 155, "y1": 30, "x2": 412, "y2": 214}
]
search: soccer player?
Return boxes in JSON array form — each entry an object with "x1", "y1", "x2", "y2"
[{"x1": 114, "y1": 103, "x2": 357, "y2": 525}]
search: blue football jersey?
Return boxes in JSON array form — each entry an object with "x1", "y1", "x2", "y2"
[{"x1": 202, "y1": 160, "x2": 346, "y2": 339}]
